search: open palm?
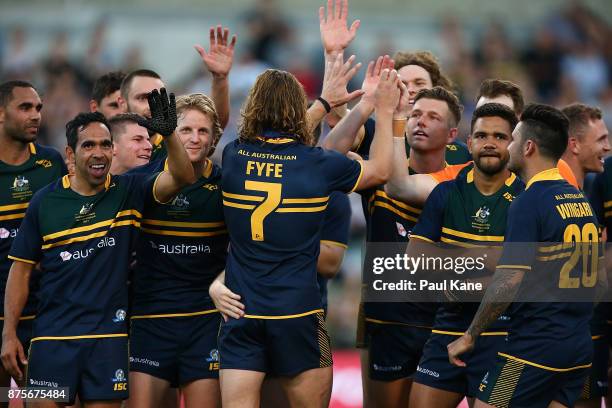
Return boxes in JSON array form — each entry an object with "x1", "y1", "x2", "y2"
[
  {"x1": 195, "y1": 25, "x2": 237, "y2": 78},
  {"x1": 319, "y1": 0, "x2": 360, "y2": 54}
]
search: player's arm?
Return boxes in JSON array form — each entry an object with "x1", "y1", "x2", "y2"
[
  {"x1": 209, "y1": 271, "x2": 245, "y2": 321},
  {"x1": 1, "y1": 261, "x2": 33, "y2": 381},
  {"x1": 137, "y1": 89, "x2": 196, "y2": 203},
  {"x1": 307, "y1": 53, "x2": 364, "y2": 134},
  {"x1": 318, "y1": 243, "x2": 347, "y2": 279},
  {"x1": 195, "y1": 25, "x2": 236, "y2": 129},
  {"x1": 322, "y1": 55, "x2": 393, "y2": 154}
]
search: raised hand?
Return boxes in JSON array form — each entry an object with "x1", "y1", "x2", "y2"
[
  {"x1": 394, "y1": 79, "x2": 412, "y2": 119},
  {"x1": 195, "y1": 25, "x2": 237, "y2": 79},
  {"x1": 374, "y1": 69, "x2": 401, "y2": 115},
  {"x1": 320, "y1": 53, "x2": 364, "y2": 108},
  {"x1": 361, "y1": 55, "x2": 393, "y2": 106},
  {"x1": 319, "y1": 0, "x2": 360, "y2": 55},
  {"x1": 137, "y1": 88, "x2": 177, "y2": 137}
]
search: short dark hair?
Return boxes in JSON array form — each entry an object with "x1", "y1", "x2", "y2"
[
  {"x1": 470, "y1": 103, "x2": 518, "y2": 134},
  {"x1": 120, "y1": 69, "x2": 161, "y2": 100},
  {"x1": 91, "y1": 71, "x2": 125, "y2": 104},
  {"x1": 65, "y1": 112, "x2": 110, "y2": 151},
  {"x1": 393, "y1": 51, "x2": 454, "y2": 91},
  {"x1": 477, "y1": 79, "x2": 524, "y2": 115},
  {"x1": 413, "y1": 86, "x2": 463, "y2": 127},
  {"x1": 0, "y1": 80, "x2": 36, "y2": 107},
  {"x1": 107, "y1": 113, "x2": 144, "y2": 139},
  {"x1": 518, "y1": 103, "x2": 569, "y2": 161},
  {"x1": 561, "y1": 103, "x2": 603, "y2": 140}
]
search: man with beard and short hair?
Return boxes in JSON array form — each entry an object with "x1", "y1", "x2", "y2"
[
  {"x1": 0, "y1": 80, "x2": 66, "y2": 403},
  {"x1": 406, "y1": 103, "x2": 522, "y2": 408},
  {"x1": 2, "y1": 89, "x2": 195, "y2": 407},
  {"x1": 90, "y1": 71, "x2": 126, "y2": 120},
  {"x1": 108, "y1": 113, "x2": 153, "y2": 175}
]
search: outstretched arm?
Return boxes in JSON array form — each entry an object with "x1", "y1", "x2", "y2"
[{"x1": 195, "y1": 25, "x2": 236, "y2": 129}]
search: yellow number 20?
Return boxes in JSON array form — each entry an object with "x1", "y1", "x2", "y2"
[
  {"x1": 245, "y1": 181, "x2": 282, "y2": 241},
  {"x1": 558, "y1": 223, "x2": 598, "y2": 288}
]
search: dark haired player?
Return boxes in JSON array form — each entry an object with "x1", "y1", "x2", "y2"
[
  {"x1": 90, "y1": 71, "x2": 126, "y2": 119},
  {"x1": 0, "y1": 80, "x2": 66, "y2": 404},
  {"x1": 2, "y1": 90, "x2": 194, "y2": 407},
  {"x1": 448, "y1": 104, "x2": 604, "y2": 408}
]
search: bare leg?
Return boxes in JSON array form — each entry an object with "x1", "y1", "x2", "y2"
[{"x1": 219, "y1": 369, "x2": 265, "y2": 408}]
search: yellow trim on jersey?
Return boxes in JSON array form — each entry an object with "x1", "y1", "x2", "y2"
[
  {"x1": 0, "y1": 203, "x2": 29, "y2": 212},
  {"x1": 0, "y1": 315, "x2": 36, "y2": 321},
  {"x1": 466, "y1": 169, "x2": 474, "y2": 183},
  {"x1": 431, "y1": 329, "x2": 508, "y2": 336},
  {"x1": 131, "y1": 309, "x2": 219, "y2": 319},
  {"x1": 497, "y1": 352, "x2": 591, "y2": 372},
  {"x1": 604, "y1": 200, "x2": 612, "y2": 209},
  {"x1": 141, "y1": 219, "x2": 224, "y2": 228},
  {"x1": 538, "y1": 243, "x2": 567, "y2": 253},
  {"x1": 374, "y1": 190, "x2": 421, "y2": 214},
  {"x1": 605, "y1": 210, "x2": 612, "y2": 218},
  {"x1": 505, "y1": 172, "x2": 517, "y2": 186},
  {"x1": 42, "y1": 210, "x2": 142, "y2": 241},
  {"x1": 244, "y1": 309, "x2": 324, "y2": 319},
  {"x1": 7, "y1": 256, "x2": 36, "y2": 265},
  {"x1": 320, "y1": 240, "x2": 348, "y2": 249},
  {"x1": 222, "y1": 192, "x2": 264, "y2": 202},
  {"x1": 442, "y1": 227, "x2": 504, "y2": 242},
  {"x1": 61, "y1": 174, "x2": 111, "y2": 190},
  {"x1": 371, "y1": 202, "x2": 418, "y2": 222},
  {"x1": 255, "y1": 136, "x2": 296, "y2": 144},
  {"x1": 440, "y1": 237, "x2": 487, "y2": 248},
  {"x1": 282, "y1": 197, "x2": 329, "y2": 204},
  {"x1": 536, "y1": 251, "x2": 572, "y2": 261},
  {"x1": 223, "y1": 200, "x2": 256, "y2": 210},
  {"x1": 0, "y1": 213, "x2": 25, "y2": 221},
  {"x1": 496, "y1": 264, "x2": 531, "y2": 270},
  {"x1": 31, "y1": 333, "x2": 128, "y2": 342},
  {"x1": 364, "y1": 318, "x2": 432, "y2": 330},
  {"x1": 141, "y1": 228, "x2": 227, "y2": 237},
  {"x1": 152, "y1": 172, "x2": 170, "y2": 204},
  {"x1": 276, "y1": 205, "x2": 328, "y2": 213},
  {"x1": 42, "y1": 220, "x2": 140, "y2": 250},
  {"x1": 28, "y1": 143, "x2": 37, "y2": 154},
  {"x1": 525, "y1": 168, "x2": 563, "y2": 190},
  {"x1": 410, "y1": 234, "x2": 434, "y2": 243},
  {"x1": 592, "y1": 335, "x2": 604, "y2": 340},
  {"x1": 151, "y1": 133, "x2": 164, "y2": 147},
  {"x1": 349, "y1": 159, "x2": 364, "y2": 193}
]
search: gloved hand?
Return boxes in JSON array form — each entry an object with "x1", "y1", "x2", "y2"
[{"x1": 137, "y1": 88, "x2": 177, "y2": 137}]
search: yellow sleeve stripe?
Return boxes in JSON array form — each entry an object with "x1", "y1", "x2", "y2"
[
  {"x1": 276, "y1": 205, "x2": 328, "y2": 213},
  {"x1": 441, "y1": 227, "x2": 504, "y2": 242},
  {"x1": 320, "y1": 240, "x2": 348, "y2": 249},
  {"x1": 42, "y1": 210, "x2": 142, "y2": 241},
  {"x1": 536, "y1": 252, "x2": 573, "y2": 261},
  {"x1": 244, "y1": 309, "x2": 324, "y2": 319},
  {"x1": 141, "y1": 219, "x2": 225, "y2": 228},
  {"x1": 439, "y1": 237, "x2": 486, "y2": 248},
  {"x1": 498, "y1": 352, "x2": 591, "y2": 372},
  {"x1": 141, "y1": 228, "x2": 227, "y2": 237},
  {"x1": 371, "y1": 202, "x2": 418, "y2": 222},
  {"x1": 7, "y1": 256, "x2": 37, "y2": 265},
  {"x1": 0, "y1": 213, "x2": 25, "y2": 221},
  {"x1": 348, "y1": 159, "x2": 364, "y2": 193},
  {"x1": 282, "y1": 197, "x2": 329, "y2": 204},
  {"x1": 31, "y1": 333, "x2": 128, "y2": 342},
  {"x1": 152, "y1": 172, "x2": 171, "y2": 205},
  {"x1": 538, "y1": 243, "x2": 568, "y2": 253},
  {"x1": 374, "y1": 190, "x2": 422, "y2": 213},
  {"x1": 496, "y1": 265, "x2": 532, "y2": 270},
  {"x1": 42, "y1": 220, "x2": 140, "y2": 250},
  {"x1": 409, "y1": 234, "x2": 434, "y2": 243},
  {"x1": 0, "y1": 203, "x2": 29, "y2": 212},
  {"x1": 131, "y1": 309, "x2": 219, "y2": 319}
]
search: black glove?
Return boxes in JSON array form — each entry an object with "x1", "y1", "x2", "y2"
[{"x1": 137, "y1": 88, "x2": 177, "y2": 137}]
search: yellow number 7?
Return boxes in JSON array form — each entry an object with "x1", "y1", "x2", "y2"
[{"x1": 245, "y1": 181, "x2": 282, "y2": 241}]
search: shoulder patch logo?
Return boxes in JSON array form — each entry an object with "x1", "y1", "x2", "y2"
[
  {"x1": 202, "y1": 183, "x2": 219, "y2": 191},
  {"x1": 35, "y1": 159, "x2": 52, "y2": 168}
]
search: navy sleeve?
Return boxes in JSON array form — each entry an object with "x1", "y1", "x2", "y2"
[
  {"x1": 410, "y1": 181, "x2": 451, "y2": 242},
  {"x1": 320, "y1": 192, "x2": 351, "y2": 247},
  {"x1": 585, "y1": 172, "x2": 605, "y2": 227},
  {"x1": 321, "y1": 149, "x2": 364, "y2": 194},
  {"x1": 497, "y1": 194, "x2": 539, "y2": 271},
  {"x1": 354, "y1": 118, "x2": 375, "y2": 158},
  {"x1": 8, "y1": 189, "x2": 45, "y2": 264}
]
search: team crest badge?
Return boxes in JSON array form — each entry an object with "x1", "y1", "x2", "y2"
[
  {"x1": 473, "y1": 206, "x2": 490, "y2": 224},
  {"x1": 171, "y1": 194, "x2": 190, "y2": 209},
  {"x1": 113, "y1": 309, "x2": 126, "y2": 323},
  {"x1": 11, "y1": 176, "x2": 30, "y2": 192},
  {"x1": 79, "y1": 203, "x2": 94, "y2": 215}
]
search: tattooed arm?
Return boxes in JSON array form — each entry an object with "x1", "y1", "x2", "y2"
[{"x1": 447, "y1": 267, "x2": 524, "y2": 367}]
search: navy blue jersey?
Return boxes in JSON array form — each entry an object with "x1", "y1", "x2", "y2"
[
  {"x1": 131, "y1": 159, "x2": 228, "y2": 316},
  {"x1": 411, "y1": 164, "x2": 524, "y2": 331},
  {"x1": 9, "y1": 173, "x2": 157, "y2": 338},
  {"x1": 221, "y1": 134, "x2": 362, "y2": 317},
  {"x1": 318, "y1": 192, "x2": 351, "y2": 309},
  {"x1": 0, "y1": 143, "x2": 66, "y2": 316},
  {"x1": 498, "y1": 168, "x2": 601, "y2": 365},
  {"x1": 587, "y1": 157, "x2": 612, "y2": 231}
]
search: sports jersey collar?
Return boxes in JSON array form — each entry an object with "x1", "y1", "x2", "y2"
[
  {"x1": 28, "y1": 143, "x2": 37, "y2": 155},
  {"x1": 61, "y1": 174, "x2": 112, "y2": 190},
  {"x1": 525, "y1": 168, "x2": 563, "y2": 190},
  {"x1": 163, "y1": 158, "x2": 213, "y2": 178},
  {"x1": 150, "y1": 133, "x2": 163, "y2": 147},
  {"x1": 465, "y1": 169, "x2": 517, "y2": 186},
  {"x1": 257, "y1": 130, "x2": 296, "y2": 144},
  {"x1": 406, "y1": 159, "x2": 449, "y2": 173}
]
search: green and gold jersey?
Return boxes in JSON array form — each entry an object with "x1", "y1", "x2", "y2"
[
  {"x1": 149, "y1": 134, "x2": 167, "y2": 162},
  {"x1": 0, "y1": 143, "x2": 66, "y2": 317}
]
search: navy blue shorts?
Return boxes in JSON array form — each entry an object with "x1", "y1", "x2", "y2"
[
  {"x1": 414, "y1": 332, "x2": 507, "y2": 397},
  {"x1": 579, "y1": 334, "x2": 609, "y2": 399},
  {"x1": 218, "y1": 312, "x2": 331, "y2": 376},
  {"x1": 478, "y1": 352, "x2": 590, "y2": 408},
  {"x1": 27, "y1": 335, "x2": 129, "y2": 405},
  {"x1": 129, "y1": 312, "x2": 221, "y2": 386},
  {"x1": 366, "y1": 321, "x2": 431, "y2": 381}
]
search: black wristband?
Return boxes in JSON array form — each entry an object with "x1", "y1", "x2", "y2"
[{"x1": 317, "y1": 96, "x2": 332, "y2": 113}]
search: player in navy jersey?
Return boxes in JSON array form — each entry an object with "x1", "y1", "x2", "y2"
[
  {"x1": 0, "y1": 81, "x2": 67, "y2": 404},
  {"x1": 128, "y1": 93, "x2": 227, "y2": 408},
  {"x1": 2, "y1": 89, "x2": 194, "y2": 407},
  {"x1": 406, "y1": 103, "x2": 522, "y2": 407},
  {"x1": 218, "y1": 61, "x2": 400, "y2": 407},
  {"x1": 448, "y1": 103, "x2": 604, "y2": 408}
]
